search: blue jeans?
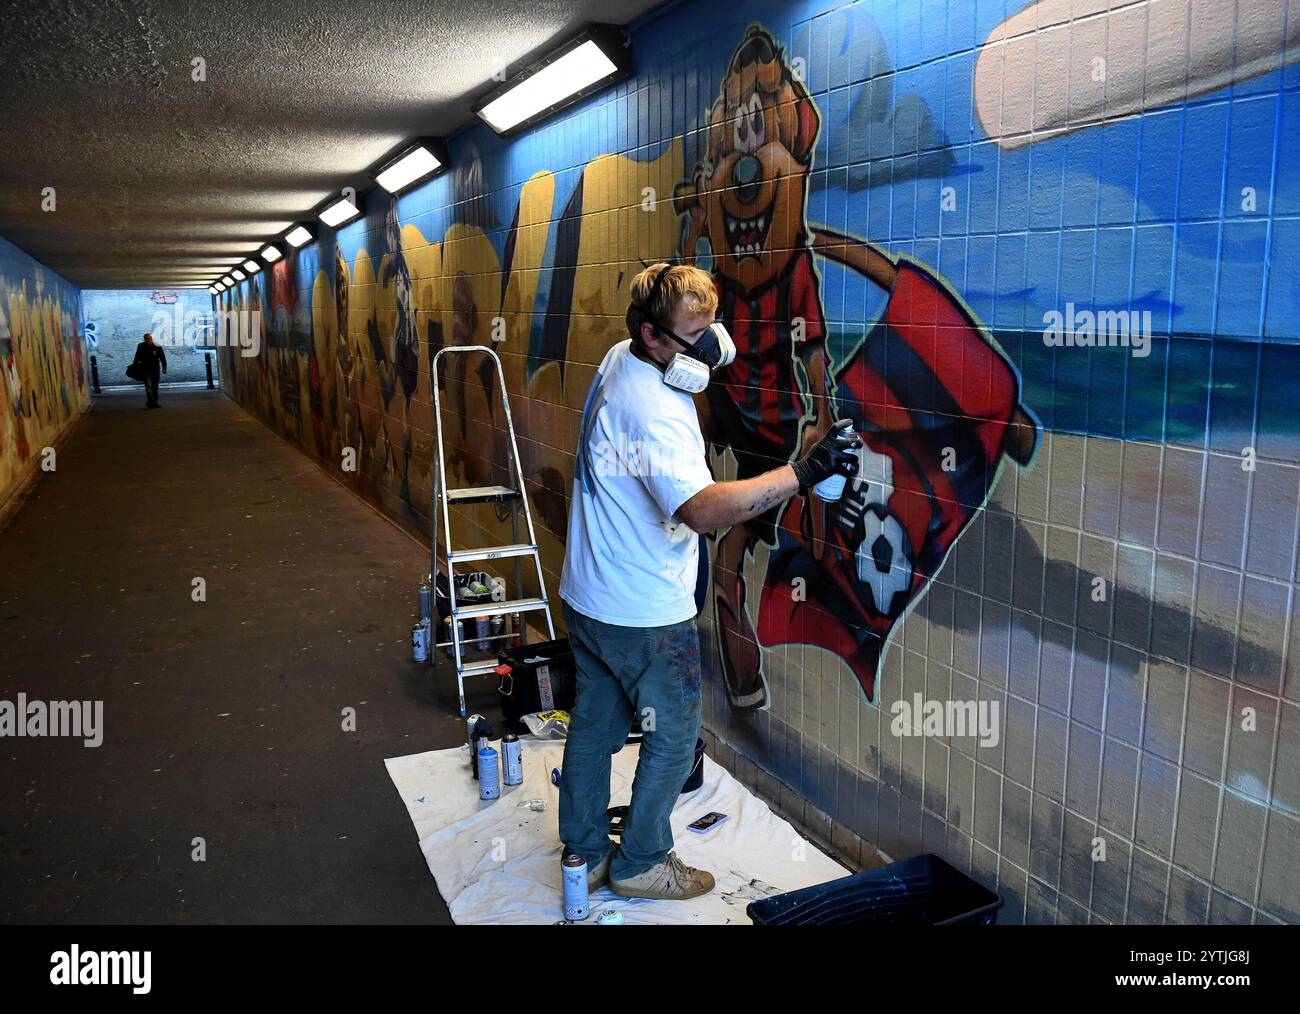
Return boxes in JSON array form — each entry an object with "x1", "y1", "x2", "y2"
[{"x1": 558, "y1": 600, "x2": 703, "y2": 881}]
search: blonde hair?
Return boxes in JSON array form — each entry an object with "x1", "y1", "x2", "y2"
[{"x1": 626, "y1": 262, "x2": 718, "y2": 340}]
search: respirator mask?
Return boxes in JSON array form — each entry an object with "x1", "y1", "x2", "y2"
[{"x1": 634, "y1": 264, "x2": 736, "y2": 394}]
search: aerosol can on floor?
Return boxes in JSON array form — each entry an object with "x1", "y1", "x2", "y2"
[
  {"x1": 562, "y1": 852, "x2": 589, "y2": 921},
  {"x1": 478, "y1": 746, "x2": 500, "y2": 800},
  {"x1": 411, "y1": 620, "x2": 429, "y2": 663},
  {"x1": 418, "y1": 573, "x2": 432, "y2": 625},
  {"x1": 502, "y1": 734, "x2": 523, "y2": 785}
]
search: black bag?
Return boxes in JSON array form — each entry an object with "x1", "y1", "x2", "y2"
[
  {"x1": 497, "y1": 637, "x2": 576, "y2": 726},
  {"x1": 125, "y1": 360, "x2": 146, "y2": 382}
]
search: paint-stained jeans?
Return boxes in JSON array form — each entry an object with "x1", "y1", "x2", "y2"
[{"x1": 558, "y1": 600, "x2": 702, "y2": 881}]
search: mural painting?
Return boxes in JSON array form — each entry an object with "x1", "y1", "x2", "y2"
[{"x1": 0, "y1": 256, "x2": 87, "y2": 498}]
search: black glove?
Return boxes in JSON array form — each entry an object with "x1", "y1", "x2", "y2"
[{"x1": 791, "y1": 418, "x2": 861, "y2": 490}]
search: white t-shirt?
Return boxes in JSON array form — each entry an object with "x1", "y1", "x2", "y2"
[{"x1": 559, "y1": 339, "x2": 715, "y2": 626}]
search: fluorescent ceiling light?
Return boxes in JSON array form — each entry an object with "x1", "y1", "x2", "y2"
[
  {"x1": 260, "y1": 244, "x2": 282, "y2": 263},
  {"x1": 232, "y1": 269, "x2": 246, "y2": 281},
  {"x1": 476, "y1": 27, "x2": 629, "y2": 136},
  {"x1": 375, "y1": 143, "x2": 445, "y2": 194},
  {"x1": 243, "y1": 259, "x2": 261, "y2": 273},
  {"x1": 318, "y1": 195, "x2": 361, "y2": 227},
  {"x1": 284, "y1": 225, "x2": 313, "y2": 248},
  {"x1": 208, "y1": 286, "x2": 218, "y2": 294}
]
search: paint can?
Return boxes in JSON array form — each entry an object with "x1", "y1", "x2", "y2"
[
  {"x1": 512, "y1": 612, "x2": 523, "y2": 646},
  {"x1": 490, "y1": 614, "x2": 505, "y2": 645},
  {"x1": 502, "y1": 734, "x2": 523, "y2": 785},
  {"x1": 411, "y1": 621, "x2": 429, "y2": 663},
  {"x1": 562, "y1": 852, "x2": 589, "y2": 921},
  {"x1": 467, "y1": 714, "x2": 487, "y2": 777},
  {"x1": 475, "y1": 615, "x2": 491, "y2": 651},
  {"x1": 812, "y1": 472, "x2": 847, "y2": 501},
  {"x1": 595, "y1": 908, "x2": 624, "y2": 925},
  {"x1": 418, "y1": 573, "x2": 432, "y2": 624},
  {"x1": 478, "y1": 746, "x2": 500, "y2": 800}
]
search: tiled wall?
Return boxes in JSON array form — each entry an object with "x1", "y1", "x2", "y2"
[
  {"x1": 217, "y1": 0, "x2": 1300, "y2": 923},
  {"x1": 0, "y1": 235, "x2": 87, "y2": 503},
  {"x1": 82, "y1": 289, "x2": 217, "y2": 386}
]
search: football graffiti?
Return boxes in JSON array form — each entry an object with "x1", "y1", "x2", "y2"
[
  {"x1": 219, "y1": 20, "x2": 1041, "y2": 711},
  {"x1": 677, "y1": 25, "x2": 1038, "y2": 707}
]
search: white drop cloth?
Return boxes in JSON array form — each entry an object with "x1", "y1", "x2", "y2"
[{"x1": 384, "y1": 737, "x2": 849, "y2": 924}]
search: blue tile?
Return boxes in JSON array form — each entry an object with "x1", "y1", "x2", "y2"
[
  {"x1": 1137, "y1": 109, "x2": 1183, "y2": 224},
  {"x1": 1223, "y1": 95, "x2": 1278, "y2": 221},
  {"x1": 1172, "y1": 223, "x2": 1222, "y2": 336},
  {"x1": 1216, "y1": 221, "x2": 1269, "y2": 338},
  {"x1": 1098, "y1": 118, "x2": 1140, "y2": 226},
  {"x1": 1207, "y1": 340, "x2": 1261, "y2": 454},
  {"x1": 1177, "y1": 102, "x2": 1229, "y2": 222}
]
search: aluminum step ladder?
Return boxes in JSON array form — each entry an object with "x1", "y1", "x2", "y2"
[{"x1": 430, "y1": 344, "x2": 555, "y2": 716}]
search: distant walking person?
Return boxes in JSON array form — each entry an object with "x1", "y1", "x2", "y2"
[{"x1": 133, "y1": 333, "x2": 167, "y2": 409}]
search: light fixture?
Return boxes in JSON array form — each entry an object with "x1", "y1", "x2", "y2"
[
  {"x1": 261, "y1": 244, "x2": 282, "y2": 263},
  {"x1": 284, "y1": 224, "x2": 313, "y2": 248},
  {"x1": 373, "y1": 139, "x2": 448, "y2": 194},
  {"x1": 232, "y1": 269, "x2": 246, "y2": 281},
  {"x1": 318, "y1": 192, "x2": 361, "y2": 227},
  {"x1": 243, "y1": 259, "x2": 261, "y2": 274},
  {"x1": 214, "y1": 282, "x2": 225, "y2": 292},
  {"x1": 208, "y1": 286, "x2": 218, "y2": 295},
  {"x1": 474, "y1": 24, "x2": 631, "y2": 137}
]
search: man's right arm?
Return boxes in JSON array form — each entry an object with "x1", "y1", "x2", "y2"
[
  {"x1": 675, "y1": 466, "x2": 798, "y2": 534},
  {"x1": 676, "y1": 419, "x2": 862, "y2": 534}
]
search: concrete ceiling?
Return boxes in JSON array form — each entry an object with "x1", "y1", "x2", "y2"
[{"x1": 0, "y1": 0, "x2": 663, "y2": 290}]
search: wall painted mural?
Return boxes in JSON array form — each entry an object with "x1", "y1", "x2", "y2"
[
  {"x1": 219, "y1": 0, "x2": 1300, "y2": 924},
  {"x1": 0, "y1": 236, "x2": 88, "y2": 502}
]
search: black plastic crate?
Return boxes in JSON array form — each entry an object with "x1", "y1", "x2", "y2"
[{"x1": 746, "y1": 853, "x2": 1002, "y2": 926}]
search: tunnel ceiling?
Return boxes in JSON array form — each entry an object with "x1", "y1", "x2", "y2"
[{"x1": 0, "y1": 0, "x2": 663, "y2": 290}]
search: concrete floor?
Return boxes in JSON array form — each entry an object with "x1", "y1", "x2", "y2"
[{"x1": 0, "y1": 389, "x2": 510, "y2": 923}]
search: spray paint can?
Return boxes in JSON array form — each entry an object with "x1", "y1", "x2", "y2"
[
  {"x1": 466, "y1": 714, "x2": 484, "y2": 757},
  {"x1": 812, "y1": 473, "x2": 847, "y2": 502},
  {"x1": 562, "y1": 853, "x2": 589, "y2": 921},
  {"x1": 475, "y1": 615, "x2": 491, "y2": 651},
  {"x1": 418, "y1": 573, "x2": 432, "y2": 625},
  {"x1": 490, "y1": 614, "x2": 505, "y2": 646},
  {"x1": 502, "y1": 734, "x2": 523, "y2": 785},
  {"x1": 512, "y1": 612, "x2": 523, "y2": 646},
  {"x1": 411, "y1": 620, "x2": 429, "y2": 663},
  {"x1": 467, "y1": 714, "x2": 486, "y2": 776},
  {"x1": 478, "y1": 746, "x2": 500, "y2": 800}
]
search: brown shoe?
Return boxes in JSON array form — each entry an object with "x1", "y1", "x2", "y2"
[
  {"x1": 609, "y1": 852, "x2": 715, "y2": 901},
  {"x1": 587, "y1": 846, "x2": 615, "y2": 891}
]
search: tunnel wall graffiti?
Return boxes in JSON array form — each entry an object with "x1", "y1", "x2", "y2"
[
  {"x1": 217, "y1": 0, "x2": 1300, "y2": 924},
  {"x1": 0, "y1": 236, "x2": 87, "y2": 505}
]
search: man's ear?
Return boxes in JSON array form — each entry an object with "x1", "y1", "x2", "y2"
[{"x1": 640, "y1": 319, "x2": 660, "y2": 347}]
